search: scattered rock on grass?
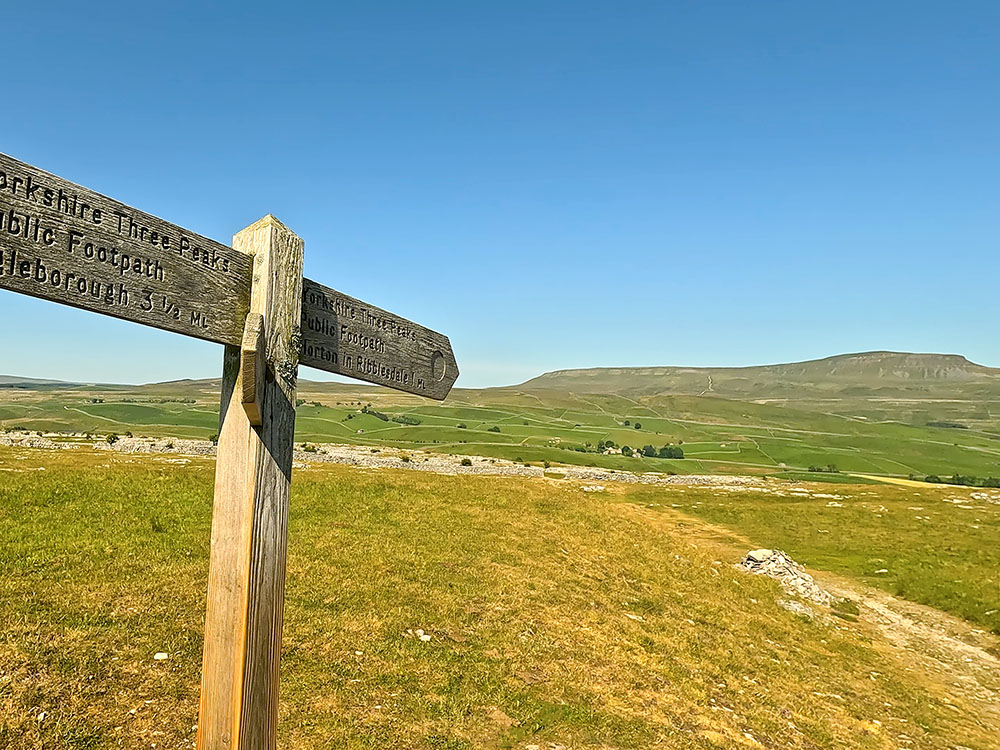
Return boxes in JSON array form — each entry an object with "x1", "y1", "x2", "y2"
[{"x1": 740, "y1": 549, "x2": 833, "y2": 605}]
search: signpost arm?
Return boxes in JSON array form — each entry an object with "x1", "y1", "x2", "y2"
[
  {"x1": 0, "y1": 153, "x2": 459, "y2": 741},
  {"x1": 198, "y1": 216, "x2": 304, "y2": 750}
]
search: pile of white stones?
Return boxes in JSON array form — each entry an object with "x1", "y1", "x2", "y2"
[
  {"x1": 740, "y1": 548, "x2": 833, "y2": 605},
  {"x1": 93, "y1": 436, "x2": 216, "y2": 455},
  {"x1": 0, "y1": 432, "x2": 63, "y2": 450}
]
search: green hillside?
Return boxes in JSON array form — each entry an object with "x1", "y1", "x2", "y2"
[
  {"x1": 520, "y1": 351, "x2": 1000, "y2": 433},
  {"x1": 523, "y1": 351, "x2": 1000, "y2": 396},
  {"x1": 3, "y1": 350, "x2": 1000, "y2": 483}
]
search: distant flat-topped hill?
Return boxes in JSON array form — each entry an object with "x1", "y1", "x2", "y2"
[
  {"x1": 4, "y1": 351, "x2": 998, "y2": 400},
  {"x1": 518, "y1": 351, "x2": 1000, "y2": 399},
  {"x1": 4, "y1": 349, "x2": 1000, "y2": 480},
  {"x1": 4, "y1": 351, "x2": 999, "y2": 400}
]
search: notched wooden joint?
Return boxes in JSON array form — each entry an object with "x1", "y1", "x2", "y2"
[{"x1": 240, "y1": 313, "x2": 267, "y2": 426}]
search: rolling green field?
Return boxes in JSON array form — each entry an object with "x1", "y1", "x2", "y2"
[
  {"x1": 3, "y1": 375, "x2": 1000, "y2": 482},
  {"x1": 2, "y1": 446, "x2": 998, "y2": 749}
]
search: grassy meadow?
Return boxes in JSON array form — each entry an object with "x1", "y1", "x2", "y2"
[
  {"x1": 1, "y1": 446, "x2": 998, "y2": 749},
  {"x1": 627, "y1": 481, "x2": 1000, "y2": 635},
  {"x1": 3, "y1": 375, "x2": 1000, "y2": 482}
]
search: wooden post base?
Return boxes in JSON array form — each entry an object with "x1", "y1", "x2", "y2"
[{"x1": 197, "y1": 216, "x2": 304, "y2": 750}]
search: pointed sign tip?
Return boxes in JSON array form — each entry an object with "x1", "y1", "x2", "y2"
[{"x1": 299, "y1": 278, "x2": 459, "y2": 401}]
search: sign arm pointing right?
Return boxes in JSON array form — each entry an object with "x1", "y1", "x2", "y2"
[{"x1": 299, "y1": 278, "x2": 459, "y2": 400}]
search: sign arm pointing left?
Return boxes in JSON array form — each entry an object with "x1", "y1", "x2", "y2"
[{"x1": 0, "y1": 152, "x2": 459, "y2": 748}]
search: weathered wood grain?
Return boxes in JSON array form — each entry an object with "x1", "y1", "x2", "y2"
[
  {"x1": 0, "y1": 153, "x2": 461, "y2": 744},
  {"x1": 240, "y1": 313, "x2": 266, "y2": 427},
  {"x1": 300, "y1": 278, "x2": 459, "y2": 400},
  {"x1": 197, "y1": 216, "x2": 303, "y2": 750},
  {"x1": 0, "y1": 152, "x2": 250, "y2": 345}
]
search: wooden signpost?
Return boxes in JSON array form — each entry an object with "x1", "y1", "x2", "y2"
[{"x1": 0, "y1": 151, "x2": 459, "y2": 748}]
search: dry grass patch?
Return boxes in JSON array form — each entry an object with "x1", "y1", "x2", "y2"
[{"x1": 0, "y1": 447, "x2": 993, "y2": 748}]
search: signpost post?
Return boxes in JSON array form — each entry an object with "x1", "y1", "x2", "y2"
[{"x1": 0, "y1": 151, "x2": 459, "y2": 749}]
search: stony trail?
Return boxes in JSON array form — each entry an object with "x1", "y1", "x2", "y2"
[{"x1": 0, "y1": 431, "x2": 771, "y2": 488}]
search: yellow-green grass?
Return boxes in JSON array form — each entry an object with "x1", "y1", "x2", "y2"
[
  {"x1": 0, "y1": 446, "x2": 995, "y2": 748},
  {"x1": 629, "y1": 480, "x2": 1000, "y2": 635}
]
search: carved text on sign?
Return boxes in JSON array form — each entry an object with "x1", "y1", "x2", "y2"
[
  {"x1": 0, "y1": 153, "x2": 251, "y2": 344},
  {"x1": 300, "y1": 279, "x2": 458, "y2": 400}
]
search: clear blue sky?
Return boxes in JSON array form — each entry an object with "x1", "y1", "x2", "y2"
[{"x1": 2, "y1": 1, "x2": 998, "y2": 387}]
